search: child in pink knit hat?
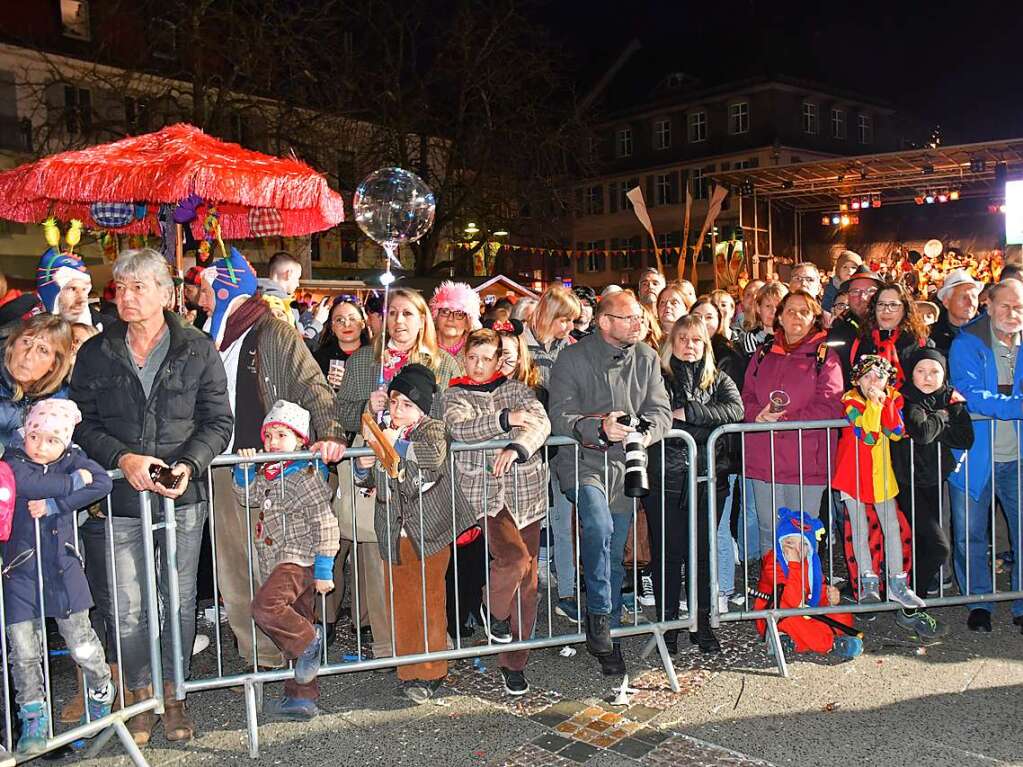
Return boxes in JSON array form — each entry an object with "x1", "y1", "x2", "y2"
[{"x1": 2, "y1": 398, "x2": 114, "y2": 752}]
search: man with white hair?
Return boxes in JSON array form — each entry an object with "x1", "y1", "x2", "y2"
[
  {"x1": 71, "y1": 248, "x2": 233, "y2": 744},
  {"x1": 36, "y1": 248, "x2": 110, "y2": 329},
  {"x1": 948, "y1": 278, "x2": 1023, "y2": 634},
  {"x1": 931, "y1": 268, "x2": 982, "y2": 356}
]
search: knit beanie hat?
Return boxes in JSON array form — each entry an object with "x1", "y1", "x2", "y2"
[
  {"x1": 203, "y1": 247, "x2": 257, "y2": 348},
  {"x1": 851, "y1": 353, "x2": 896, "y2": 386},
  {"x1": 429, "y1": 281, "x2": 482, "y2": 329},
  {"x1": 387, "y1": 363, "x2": 437, "y2": 415},
  {"x1": 23, "y1": 398, "x2": 82, "y2": 449},
  {"x1": 261, "y1": 399, "x2": 311, "y2": 445},
  {"x1": 36, "y1": 248, "x2": 91, "y2": 316}
]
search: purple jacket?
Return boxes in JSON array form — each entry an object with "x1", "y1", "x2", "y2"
[{"x1": 741, "y1": 332, "x2": 844, "y2": 485}]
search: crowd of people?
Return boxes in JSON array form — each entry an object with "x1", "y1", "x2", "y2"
[{"x1": 0, "y1": 240, "x2": 1021, "y2": 755}]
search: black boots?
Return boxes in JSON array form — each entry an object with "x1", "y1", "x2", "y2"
[
  {"x1": 598, "y1": 644, "x2": 626, "y2": 676},
  {"x1": 689, "y1": 611, "x2": 721, "y2": 654},
  {"x1": 585, "y1": 612, "x2": 613, "y2": 656}
]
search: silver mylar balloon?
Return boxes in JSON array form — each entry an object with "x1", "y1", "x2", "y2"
[{"x1": 352, "y1": 167, "x2": 436, "y2": 247}]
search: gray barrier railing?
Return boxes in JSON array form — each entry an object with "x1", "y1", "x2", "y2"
[
  {"x1": 1, "y1": 478, "x2": 165, "y2": 767},
  {"x1": 707, "y1": 416, "x2": 1023, "y2": 677},
  {"x1": 161, "y1": 430, "x2": 698, "y2": 759}
]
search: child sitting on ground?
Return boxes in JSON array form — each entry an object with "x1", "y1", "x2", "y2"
[
  {"x1": 1, "y1": 399, "x2": 114, "y2": 754},
  {"x1": 753, "y1": 508, "x2": 861, "y2": 659},
  {"x1": 833, "y1": 354, "x2": 923, "y2": 607},
  {"x1": 234, "y1": 400, "x2": 339, "y2": 721}
]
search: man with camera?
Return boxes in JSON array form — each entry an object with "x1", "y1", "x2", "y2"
[{"x1": 549, "y1": 290, "x2": 671, "y2": 675}]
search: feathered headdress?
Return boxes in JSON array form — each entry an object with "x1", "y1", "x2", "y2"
[
  {"x1": 429, "y1": 280, "x2": 481, "y2": 329},
  {"x1": 203, "y1": 246, "x2": 257, "y2": 348},
  {"x1": 36, "y1": 218, "x2": 90, "y2": 316}
]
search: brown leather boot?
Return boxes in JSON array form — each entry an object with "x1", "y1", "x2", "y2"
[
  {"x1": 59, "y1": 670, "x2": 86, "y2": 723},
  {"x1": 126, "y1": 686, "x2": 158, "y2": 746},
  {"x1": 162, "y1": 683, "x2": 194, "y2": 742},
  {"x1": 59, "y1": 662, "x2": 121, "y2": 722}
]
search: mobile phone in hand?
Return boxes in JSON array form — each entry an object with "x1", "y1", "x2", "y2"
[{"x1": 149, "y1": 464, "x2": 182, "y2": 490}]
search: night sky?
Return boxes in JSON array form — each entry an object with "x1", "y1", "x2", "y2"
[{"x1": 537, "y1": 0, "x2": 1023, "y2": 143}]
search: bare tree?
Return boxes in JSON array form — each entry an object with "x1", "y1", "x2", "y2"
[{"x1": 319, "y1": 0, "x2": 595, "y2": 275}]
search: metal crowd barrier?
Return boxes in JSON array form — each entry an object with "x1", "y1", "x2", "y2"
[
  {"x1": 0, "y1": 477, "x2": 165, "y2": 767},
  {"x1": 160, "y1": 431, "x2": 698, "y2": 759},
  {"x1": 707, "y1": 416, "x2": 1023, "y2": 678}
]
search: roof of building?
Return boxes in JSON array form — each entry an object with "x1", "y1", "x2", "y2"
[{"x1": 709, "y1": 137, "x2": 1023, "y2": 211}]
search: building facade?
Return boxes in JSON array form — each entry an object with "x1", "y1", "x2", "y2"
[{"x1": 569, "y1": 73, "x2": 916, "y2": 289}]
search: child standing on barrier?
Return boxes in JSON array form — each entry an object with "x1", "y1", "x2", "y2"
[
  {"x1": 833, "y1": 355, "x2": 924, "y2": 607},
  {"x1": 752, "y1": 508, "x2": 862, "y2": 659},
  {"x1": 234, "y1": 400, "x2": 339, "y2": 721},
  {"x1": 1, "y1": 399, "x2": 114, "y2": 754},
  {"x1": 891, "y1": 348, "x2": 974, "y2": 641},
  {"x1": 355, "y1": 363, "x2": 476, "y2": 704},
  {"x1": 443, "y1": 327, "x2": 551, "y2": 696}
]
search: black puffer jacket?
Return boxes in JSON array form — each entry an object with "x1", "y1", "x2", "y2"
[
  {"x1": 70, "y1": 311, "x2": 233, "y2": 516},
  {"x1": 648, "y1": 356, "x2": 744, "y2": 493}
]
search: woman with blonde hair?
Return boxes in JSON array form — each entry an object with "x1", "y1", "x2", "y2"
[
  {"x1": 522, "y1": 284, "x2": 582, "y2": 621},
  {"x1": 0, "y1": 314, "x2": 74, "y2": 448},
  {"x1": 640, "y1": 301, "x2": 663, "y2": 351},
  {"x1": 740, "y1": 281, "x2": 788, "y2": 355},
  {"x1": 337, "y1": 288, "x2": 461, "y2": 431},
  {"x1": 647, "y1": 315, "x2": 743, "y2": 654}
]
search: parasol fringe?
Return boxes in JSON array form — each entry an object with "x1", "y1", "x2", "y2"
[{"x1": 0, "y1": 124, "x2": 345, "y2": 236}]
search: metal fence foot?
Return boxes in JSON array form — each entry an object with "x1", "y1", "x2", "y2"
[
  {"x1": 652, "y1": 630, "x2": 681, "y2": 693},
  {"x1": 244, "y1": 679, "x2": 261, "y2": 759},
  {"x1": 764, "y1": 615, "x2": 789, "y2": 678},
  {"x1": 83, "y1": 720, "x2": 118, "y2": 759},
  {"x1": 112, "y1": 719, "x2": 151, "y2": 767}
]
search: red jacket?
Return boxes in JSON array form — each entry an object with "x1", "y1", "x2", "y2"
[{"x1": 753, "y1": 552, "x2": 853, "y2": 653}]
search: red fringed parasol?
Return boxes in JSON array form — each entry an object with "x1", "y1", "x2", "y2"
[{"x1": 0, "y1": 123, "x2": 344, "y2": 239}]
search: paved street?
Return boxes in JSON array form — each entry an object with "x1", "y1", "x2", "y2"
[{"x1": 71, "y1": 601, "x2": 1022, "y2": 767}]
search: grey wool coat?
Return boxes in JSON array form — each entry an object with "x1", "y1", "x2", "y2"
[
  {"x1": 549, "y1": 332, "x2": 673, "y2": 516},
  {"x1": 356, "y1": 416, "x2": 476, "y2": 563},
  {"x1": 443, "y1": 375, "x2": 551, "y2": 529}
]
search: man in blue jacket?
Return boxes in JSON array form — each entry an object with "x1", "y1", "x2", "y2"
[{"x1": 948, "y1": 278, "x2": 1023, "y2": 634}]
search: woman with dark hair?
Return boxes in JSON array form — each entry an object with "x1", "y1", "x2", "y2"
[
  {"x1": 689, "y1": 299, "x2": 746, "y2": 387},
  {"x1": 742, "y1": 289, "x2": 844, "y2": 554},
  {"x1": 850, "y1": 281, "x2": 931, "y2": 389},
  {"x1": 313, "y1": 296, "x2": 369, "y2": 388}
]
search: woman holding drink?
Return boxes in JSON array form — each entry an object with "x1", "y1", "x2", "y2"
[
  {"x1": 741, "y1": 290, "x2": 845, "y2": 555},
  {"x1": 315, "y1": 296, "x2": 370, "y2": 389}
]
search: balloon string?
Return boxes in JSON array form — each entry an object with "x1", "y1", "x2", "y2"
[{"x1": 377, "y1": 242, "x2": 397, "y2": 424}]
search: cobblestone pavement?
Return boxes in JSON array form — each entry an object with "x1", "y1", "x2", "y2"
[{"x1": 20, "y1": 584, "x2": 1023, "y2": 767}]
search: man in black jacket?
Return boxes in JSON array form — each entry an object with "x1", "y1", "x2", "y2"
[
  {"x1": 827, "y1": 265, "x2": 883, "y2": 387},
  {"x1": 72, "y1": 249, "x2": 233, "y2": 746}
]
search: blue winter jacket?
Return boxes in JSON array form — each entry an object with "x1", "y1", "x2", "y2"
[
  {"x1": 948, "y1": 313, "x2": 1023, "y2": 500},
  {"x1": 0, "y1": 446, "x2": 112, "y2": 625}
]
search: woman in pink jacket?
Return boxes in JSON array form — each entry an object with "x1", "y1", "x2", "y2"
[{"x1": 741, "y1": 290, "x2": 845, "y2": 556}]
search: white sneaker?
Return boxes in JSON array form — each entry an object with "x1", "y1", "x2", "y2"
[
  {"x1": 638, "y1": 574, "x2": 656, "y2": 607},
  {"x1": 678, "y1": 598, "x2": 689, "y2": 615},
  {"x1": 718, "y1": 594, "x2": 730, "y2": 614},
  {"x1": 192, "y1": 634, "x2": 210, "y2": 656}
]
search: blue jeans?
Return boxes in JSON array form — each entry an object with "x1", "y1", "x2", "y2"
[
  {"x1": 566, "y1": 484, "x2": 631, "y2": 629},
  {"x1": 717, "y1": 475, "x2": 738, "y2": 596},
  {"x1": 739, "y1": 478, "x2": 761, "y2": 561},
  {"x1": 949, "y1": 461, "x2": 1023, "y2": 616},
  {"x1": 548, "y1": 475, "x2": 577, "y2": 600}
]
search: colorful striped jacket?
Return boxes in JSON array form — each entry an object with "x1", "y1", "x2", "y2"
[{"x1": 832, "y1": 388, "x2": 905, "y2": 503}]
